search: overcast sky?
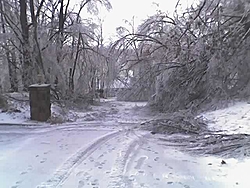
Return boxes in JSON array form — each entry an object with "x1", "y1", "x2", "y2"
[
  {"x1": 76, "y1": 0, "x2": 197, "y2": 40},
  {"x1": 101, "y1": 0, "x2": 189, "y2": 38}
]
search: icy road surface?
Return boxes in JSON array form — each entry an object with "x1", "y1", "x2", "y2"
[{"x1": 0, "y1": 124, "x2": 249, "y2": 188}]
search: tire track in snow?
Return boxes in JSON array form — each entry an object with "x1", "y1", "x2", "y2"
[
  {"x1": 37, "y1": 130, "x2": 124, "y2": 188},
  {"x1": 123, "y1": 132, "x2": 150, "y2": 174},
  {"x1": 108, "y1": 130, "x2": 150, "y2": 188},
  {"x1": 0, "y1": 124, "x2": 114, "y2": 135}
]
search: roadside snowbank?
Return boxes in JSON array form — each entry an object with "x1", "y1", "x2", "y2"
[
  {"x1": 0, "y1": 92, "x2": 79, "y2": 125},
  {"x1": 201, "y1": 102, "x2": 250, "y2": 134}
]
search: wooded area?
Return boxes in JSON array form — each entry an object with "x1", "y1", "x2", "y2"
[
  {"x1": 0, "y1": 0, "x2": 250, "y2": 113},
  {"x1": 113, "y1": 0, "x2": 250, "y2": 113},
  {"x1": 0, "y1": 0, "x2": 112, "y2": 104}
]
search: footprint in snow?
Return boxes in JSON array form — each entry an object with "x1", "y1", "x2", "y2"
[
  {"x1": 117, "y1": 138, "x2": 122, "y2": 142},
  {"x1": 27, "y1": 165, "x2": 33, "y2": 171},
  {"x1": 84, "y1": 172, "x2": 90, "y2": 177},
  {"x1": 89, "y1": 157, "x2": 94, "y2": 162},
  {"x1": 101, "y1": 160, "x2": 107, "y2": 165},
  {"x1": 135, "y1": 156, "x2": 147, "y2": 169},
  {"x1": 179, "y1": 182, "x2": 190, "y2": 188},
  {"x1": 91, "y1": 179, "x2": 99, "y2": 186},
  {"x1": 78, "y1": 180, "x2": 85, "y2": 188},
  {"x1": 20, "y1": 171, "x2": 27, "y2": 175},
  {"x1": 11, "y1": 180, "x2": 22, "y2": 188},
  {"x1": 154, "y1": 157, "x2": 159, "y2": 161},
  {"x1": 98, "y1": 147, "x2": 103, "y2": 150},
  {"x1": 94, "y1": 162, "x2": 101, "y2": 167},
  {"x1": 129, "y1": 175, "x2": 135, "y2": 181},
  {"x1": 76, "y1": 171, "x2": 84, "y2": 177},
  {"x1": 138, "y1": 170, "x2": 144, "y2": 174},
  {"x1": 98, "y1": 154, "x2": 104, "y2": 159},
  {"x1": 40, "y1": 158, "x2": 47, "y2": 163},
  {"x1": 44, "y1": 150, "x2": 50, "y2": 155},
  {"x1": 85, "y1": 176, "x2": 91, "y2": 181},
  {"x1": 40, "y1": 141, "x2": 50, "y2": 145},
  {"x1": 11, "y1": 186, "x2": 19, "y2": 188}
]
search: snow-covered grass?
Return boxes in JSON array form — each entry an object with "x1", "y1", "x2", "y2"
[
  {"x1": 0, "y1": 100, "x2": 76, "y2": 125},
  {"x1": 0, "y1": 98, "x2": 30, "y2": 124},
  {"x1": 0, "y1": 92, "x2": 79, "y2": 125},
  {"x1": 151, "y1": 101, "x2": 250, "y2": 159},
  {"x1": 201, "y1": 101, "x2": 250, "y2": 134}
]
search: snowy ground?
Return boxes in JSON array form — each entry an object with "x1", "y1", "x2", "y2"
[
  {"x1": 0, "y1": 96, "x2": 250, "y2": 188},
  {"x1": 201, "y1": 101, "x2": 250, "y2": 135}
]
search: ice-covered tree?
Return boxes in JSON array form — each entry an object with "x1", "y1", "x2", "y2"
[
  {"x1": 111, "y1": 0, "x2": 250, "y2": 112},
  {"x1": 0, "y1": 0, "x2": 112, "y2": 103}
]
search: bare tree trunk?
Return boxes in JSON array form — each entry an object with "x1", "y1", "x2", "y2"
[
  {"x1": 57, "y1": 0, "x2": 68, "y2": 64},
  {"x1": 29, "y1": 0, "x2": 46, "y2": 81},
  {"x1": 20, "y1": 0, "x2": 32, "y2": 90},
  {"x1": 54, "y1": 0, "x2": 70, "y2": 95},
  {"x1": 59, "y1": 0, "x2": 64, "y2": 37},
  {"x1": 69, "y1": 32, "x2": 81, "y2": 91},
  {"x1": 0, "y1": 0, "x2": 18, "y2": 92}
]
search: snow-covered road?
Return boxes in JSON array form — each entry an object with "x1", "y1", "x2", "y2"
[
  {"x1": 1, "y1": 98, "x2": 250, "y2": 188},
  {"x1": 1, "y1": 124, "x2": 248, "y2": 188}
]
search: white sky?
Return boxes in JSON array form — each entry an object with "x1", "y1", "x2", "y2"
[
  {"x1": 74, "y1": 0, "x2": 198, "y2": 41},
  {"x1": 101, "y1": 0, "x2": 191, "y2": 39}
]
